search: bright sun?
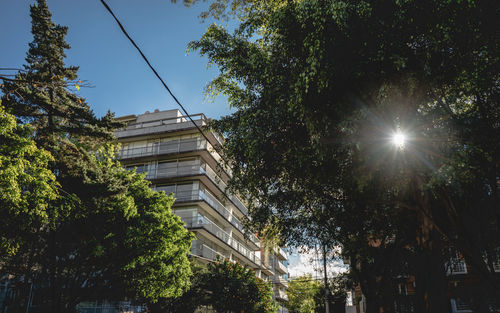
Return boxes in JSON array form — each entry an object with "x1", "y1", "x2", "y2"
[{"x1": 392, "y1": 132, "x2": 406, "y2": 148}]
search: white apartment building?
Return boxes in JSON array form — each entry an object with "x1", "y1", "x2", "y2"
[{"x1": 115, "y1": 109, "x2": 289, "y2": 310}]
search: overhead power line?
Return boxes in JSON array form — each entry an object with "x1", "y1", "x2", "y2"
[
  {"x1": 98, "y1": 0, "x2": 212, "y2": 146},
  {"x1": 98, "y1": 0, "x2": 273, "y2": 254}
]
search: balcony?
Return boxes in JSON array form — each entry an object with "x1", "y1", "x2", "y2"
[
  {"x1": 119, "y1": 138, "x2": 207, "y2": 159},
  {"x1": 203, "y1": 165, "x2": 248, "y2": 216},
  {"x1": 494, "y1": 260, "x2": 500, "y2": 272},
  {"x1": 155, "y1": 184, "x2": 260, "y2": 248},
  {"x1": 181, "y1": 215, "x2": 261, "y2": 267},
  {"x1": 118, "y1": 137, "x2": 225, "y2": 166},
  {"x1": 447, "y1": 258, "x2": 467, "y2": 275},
  {"x1": 144, "y1": 160, "x2": 249, "y2": 216},
  {"x1": 191, "y1": 240, "x2": 228, "y2": 262},
  {"x1": 115, "y1": 114, "x2": 207, "y2": 139},
  {"x1": 273, "y1": 277, "x2": 288, "y2": 288},
  {"x1": 274, "y1": 246, "x2": 287, "y2": 260},
  {"x1": 147, "y1": 160, "x2": 205, "y2": 180},
  {"x1": 261, "y1": 264, "x2": 274, "y2": 276},
  {"x1": 76, "y1": 301, "x2": 144, "y2": 313},
  {"x1": 275, "y1": 261, "x2": 288, "y2": 274}
]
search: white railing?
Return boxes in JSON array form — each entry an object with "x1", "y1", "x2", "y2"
[
  {"x1": 274, "y1": 246, "x2": 287, "y2": 260},
  {"x1": 191, "y1": 240, "x2": 228, "y2": 262},
  {"x1": 137, "y1": 159, "x2": 248, "y2": 216},
  {"x1": 181, "y1": 215, "x2": 261, "y2": 266},
  {"x1": 119, "y1": 138, "x2": 207, "y2": 159},
  {"x1": 275, "y1": 260, "x2": 288, "y2": 274},
  {"x1": 203, "y1": 164, "x2": 248, "y2": 215},
  {"x1": 115, "y1": 114, "x2": 208, "y2": 139},
  {"x1": 155, "y1": 185, "x2": 260, "y2": 247},
  {"x1": 76, "y1": 301, "x2": 144, "y2": 313},
  {"x1": 122, "y1": 113, "x2": 207, "y2": 131},
  {"x1": 118, "y1": 137, "x2": 225, "y2": 165},
  {"x1": 273, "y1": 277, "x2": 288, "y2": 287},
  {"x1": 150, "y1": 161, "x2": 204, "y2": 180},
  {"x1": 447, "y1": 258, "x2": 467, "y2": 275}
]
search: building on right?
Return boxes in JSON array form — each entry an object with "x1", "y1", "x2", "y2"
[{"x1": 344, "y1": 252, "x2": 500, "y2": 313}]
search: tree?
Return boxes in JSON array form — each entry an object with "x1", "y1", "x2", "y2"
[
  {"x1": 0, "y1": 1, "x2": 195, "y2": 311},
  {"x1": 150, "y1": 258, "x2": 277, "y2": 313},
  {"x1": 1, "y1": 0, "x2": 118, "y2": 147},
  {"x1": 189, "y1": 0, "x2": 500, "y2": 312},
  {"x1": 204, "y1": 259, "x2": 277, "y2": 313},
  {"x1": 148, "y1": 259, "x2": 209, "y2": 313},
  {"x1": 0, "y1": 101, "x2": 58, "y2": 312},
  {"x1": 0, "y1": 100, "x2": 57, "y2": 257},
  {"x1": 286, "y1": 275, "x2": 325, "y2": 313}
]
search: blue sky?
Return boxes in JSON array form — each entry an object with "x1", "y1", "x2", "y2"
[{"x1": 0, "y1": 0, "x2": 233, "y2": 119}]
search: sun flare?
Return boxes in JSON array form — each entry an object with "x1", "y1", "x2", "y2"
[{"x1": 392, "y1": 132, "x2": 406, "y2": 148}]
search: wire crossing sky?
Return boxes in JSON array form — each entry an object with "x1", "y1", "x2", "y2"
[{"x1": 0, "y1": 0, "x2": 234, "y2": 119}]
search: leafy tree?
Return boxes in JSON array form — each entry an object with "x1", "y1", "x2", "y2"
[
  {"x1": 149, "y1": 259, "x2": 209, "y2": 313},
  {"x1": 0, "y1": 101, "x2": 57, "y2": 258},
  {"x1": 285, "y1": 275, "x2": 324, "y2": 313},
  {"x1": 0, "y1": 101, "x2": 58, "y2": 312},
  {"x1": 0, "y1": 1, "x2": 195, "y2": 311},
  {"x1": 189, "y1": 0, "x2": 500, "y2": 312},
  {"x1": 205, "y1": 259, "x2": 277, "y2": 313},
  {"x1": 150, "y1": 258, "x2": 277, "y2": 313}
]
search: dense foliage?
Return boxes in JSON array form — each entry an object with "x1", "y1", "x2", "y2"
[
  {"x1": 205, "y1": 259, "x2": 277, "y2": 313},
  {"x1": 0, "y1": 1, "x2": 194, "y2": 312},
  {"x1": 0, "y1": 101, "x2": 57, "y2": 261},
  {"x1": 285, "y1": 275, "x2": 325, "y2": 313},
  {"x1": 189, "y1": 0, "x2": 500, "y2": 312},
  {"x1": 150, "y1": 258, "x2": 278, "y2": 313}
]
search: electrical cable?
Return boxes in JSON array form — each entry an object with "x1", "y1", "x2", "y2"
[
  {"x1": 98, "y1": 0, "x2": 213, "y2": 147},
  {"x1": 97, "y1": 0, "x2": 296, "y2": 281}
]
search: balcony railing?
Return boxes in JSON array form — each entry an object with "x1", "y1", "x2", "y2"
[
  {"x1": 274, "y1": 246, "x2": 287, "y2": 260},
  {"x1": 494, "y1": 260, "x2": 500, "y2": 272},
  {"x1": 273, "y1": 277, "x2": 288, "y2": 288},
  {"x1": 148, "y1": 161, "x2": 204, "y2": 180},
  {"x1": 119, "y1": 138, "x2": 207, "y2": 159},
  {"x1": 203, "y1": 164, "x2": 248, "y2": 215},
  {"x1": 138, "y1": 159, "x2": 248, "y2": 216},
  {"x1": 76, "y1": 301, "x2": 144, "y2": 313},
  {"x1": 191, "y1": 240, "x2": 228, "y2": 262},
  {"x1": 155, "y1": 185, "x2": 260, "y2": 247},
  {"x1": 447, "y1": 258, "x2": 467, "y2": 275},
  {"x1": 181, "y1": 215, "x2": 261, "y2": 267},
  {"x1": 115, "y1": 114, "x2": 208, "y2": 138},
  {"x1": 275, "y1": 260, "x2": 288, "y2": 274}
]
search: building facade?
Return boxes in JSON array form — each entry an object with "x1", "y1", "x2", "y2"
[
  {"x1": 345, "y1": 253, "x2": 500, "y2": 313},
  {"x1": 115, "y1": 109, "x2": 289, "y2": 311}
]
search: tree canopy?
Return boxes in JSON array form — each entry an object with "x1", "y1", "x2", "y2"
[
  {"x1": 150, "y1": 258, "x2": 278, "y2": 313},
  {"x1": 0, "y1": 101, "x2": 57, "y2": 262},
  {"x1": 205, "y1": 259, "x2": 277, "y2": 313},
  {"x1": 189, "y1": 0, "x2": 500, "y2": 311}
]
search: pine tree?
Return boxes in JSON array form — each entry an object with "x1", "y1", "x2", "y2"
[{"x1": 1, "y1": 0, "x2": 119, "y2": 148}]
